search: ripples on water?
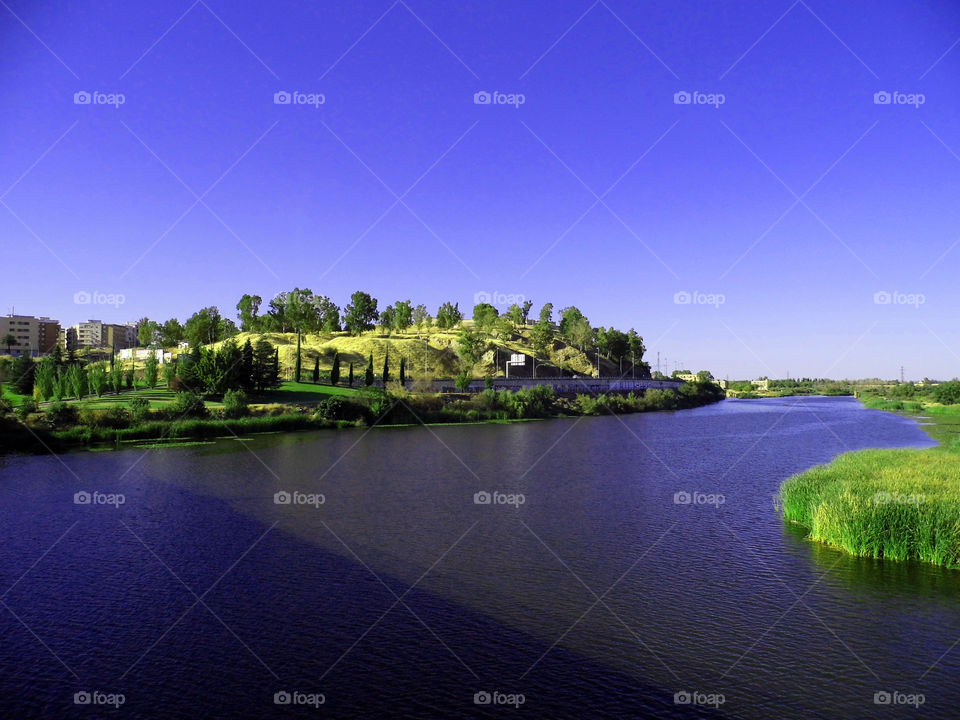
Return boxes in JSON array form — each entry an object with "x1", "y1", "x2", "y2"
[{"x1": 0, "y1": 397, "x2": 955, "y2": 718}]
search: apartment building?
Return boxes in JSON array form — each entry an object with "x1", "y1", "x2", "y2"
[
  {"x1": 72, "y1": 320, "x2": 135, "y2": 350},
  {"x1": 0, "y1": 314, "x2": 61, "y2": 356}
]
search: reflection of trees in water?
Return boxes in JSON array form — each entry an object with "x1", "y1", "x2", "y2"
[{"x1": 781, "y1": 521, "x2": 960, "y2": 601}]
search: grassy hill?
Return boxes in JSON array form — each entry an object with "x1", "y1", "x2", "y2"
[{"x1": 211, "y1": 321, "x2": 620, "y2": 379}]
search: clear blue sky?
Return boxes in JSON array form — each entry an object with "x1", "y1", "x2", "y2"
[{"x1": 2, "y1": 0, "x2": 959, "y2": 380}]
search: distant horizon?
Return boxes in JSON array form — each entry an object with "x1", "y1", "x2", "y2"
[{"x1": 3, "y1": 1, "x2": 959, "y2": 380}]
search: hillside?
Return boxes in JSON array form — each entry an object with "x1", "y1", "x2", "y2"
[{"x1": 209, "y1": 321, "x2": 625, "y2": 379}]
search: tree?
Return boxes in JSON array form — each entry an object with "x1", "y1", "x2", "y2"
[
  {"x1": 472, "y1": 303, "x2": 499, "y2": 333},
  {"x1": 436, "y1": 301, "x2": 462, "y2": 330},
  {"x1": 378, "y1": 305, "x2": 396, "y2": 334},
  {"x1": 66, "y1": 364, "x2": 86, "y2": 400},
  {"x1": 393, "y1": 300, "x2": 413, "y2": 332},
  {"x1": 144, "y1": 354, "x2": 159, "y2": 388},
  {"x1": 507, "y1": 303, "x2": 523, "y2": 326},
  {"x1": 312, "y1": 356, "x2": 320, "y2": 383},
  {"x1": 240, "y1": 340, "x2": 255, "y2": 392},
  {"x1": 538, "y1": 302, "x2": 553, "y2": 325},
  {"x1": 2, "y1": 333, "x2": 16, "y2": 355},
  {"x1": 160, "y1": 318, "x2": 184, "y2": 346},
  {"x1": 531, "y1": 320, "x2": 553, "y2": 358},
  {"x1": 412, "y1": 304, "x2": 430, "y2": 335},
  {"x1": 110, "y1": 361, "x2": 123, "y2": 394},
  {"x1": 137, "y1": 319, "x2": 160, "y2": 347},
  {"x1": 457, "y1": 328, "x2": 485, "y2": 369},
  {"x1": 605, "y1": 329, "x2": 629, "y2": 365},
  {"x1": 11, "y1": 354, "x2": 34, "y2": 395},
  {"x1": 34, "y1": 357, "x2": 56, "y2": 401},
  {"x1": 330, "y1": 352, "x2": 340, "y2": 385},
  {"x1": 252, "y1": 339, "x2": 280, "y2": 392},
  {"x1": 627, "y1": 329, "x2": 645, "y2": 364},
  {"x1": 294, "y1": 333, "x2": 302, "y2": 382},
  {"x1": 934, "y1": 379, "x2": 960, "y2": 405},
  {"x1": 343, "y1": 291, "x2": 378, "y2": 335},
  {"x1": 236, "y1": 294, "x2": 263, "y2": 331},
  {"x1": 348, "y1": 363, "x2": 354, "y2": 388},
  {"x1": 87, "y1": 363, "x2": 107, "y2": 397},
  {"x1": 382, "y1": 353, "x2": 390, "y2": 384},
  {"x1": 521, "y1": 300, "x2": 534, "y2": 325},
  {"x1": 559, "y1": 307, "x2": 592, "y2": 351},
  {"x1": 364, "y1": 353, "x2": 374, "y2": 386},
  {"x1": 184, "y1": 307, "x2": 225, "y2": 347},
  {"x1": 399, "y1": 356, "x2": 406, "y2": 386},
  {"x1": 163, "y1": 361, "x2": 178, "y2": 390},
  {"x1": 455, "y1": 372, "x2": 471, "y2": 391}
]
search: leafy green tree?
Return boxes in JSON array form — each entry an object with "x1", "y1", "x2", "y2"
[
  {"x1": 531, "y1": 320, "x2": 553, "y2": 358},
  {"x1": 379, "y1": 305, "x2": 395, "y2": 334},
  {"x1": 240, "y1": 340, "x2": 254, "y2": 392},
  {"x1": 137, "y1": 319, "x2": 160, "y2": 347},
  {"x1": 455, "y1": 372, "x2": 471, "y2": 391},
  {"x1": 521, "y1": 300, "x2": 534, "y2": 325},
  {"x1": 163, "y1": 360, "x2": 178, "y2": 390},
  {"x1": 382, "y1": 353, "x2": 390, "y2": 384},
  {"x1": 507, "y1": 304, "x2": 523, "y2": 326},
  {"x1": 343, "y1": 291, "x2": 379, "y2": 335},
  {"x1": 412, "y1": 304, "x2": 430, "y2": 334},
  {"x1": 11, "y1": 354, "x2": 34, "y2": 395},
  {"x1": 312, "y1": 356, "x2": 320, "y2": 383},
  {"x1": 160, "y1": 318, "x2": 184, "y2": 346},
  {"x1": 87, "y1": 363, "x2": 107, "y2": 397},
  {"x1": 330, "y1": 352, "x2": 340, "y2": 385},
  {"x1": 184, "y1": 307, "x2": 226, "y2": 347},
  {"x1": 393, "y1": 300, "x2": 413, "y2": 332},
  {"x1": 399, "y1": 356, "x2": 406, "y2": 386},
  {"x1": 364, "y1": 353, "x2": 374, "y2": 386},
  {"x1": 538, "y1": 302, "x2": 553, "y2": 325},
  {"x1": 934, "y1": 379, "x2": 960, "y2": 405},
  {"x1": 110, "y1": 361, "x2": 124, "y2": 394},
  {"x1": 66, "y1": 364, "x2": 86, "y2": 399},
  {"x1": 457, "y1": 328, "x2": 485, "y2": 368},
  {"x1": 252, "y1": 339, "x2": 280, "y2": 392},
  {"x1": 627, "y1": 329, "x2": 645, "y2": 364},
  {"x1": 236, "y1": 294, "x2": 263, "y2": 331},
  {"x1": 144, "y1": 354, "x2": 159, "y2": 388},
  {"x1": 34, "y1": 357, "x2": 57, "y2": 401},
  {"x1": 436, "y1": 301, "x2": 462, "y2": 330},
  {"x1": 472, "y1": 303, "x2": 499, "y2": 333}
]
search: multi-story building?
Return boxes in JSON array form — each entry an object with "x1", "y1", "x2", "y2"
[
  {"x1": 0, "y1": 314, "x2": 61, "y2": 356},
  {"x1": 72, "y1": 320, "x2": 135, "y2": 350}
]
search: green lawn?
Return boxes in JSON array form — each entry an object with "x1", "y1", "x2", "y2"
[
  {"x1": 1, "y1": 385, "x2": 27, "y2": 407},
  {"x1": 258, "y1": 381, "x2": 361, "y2": 403}
]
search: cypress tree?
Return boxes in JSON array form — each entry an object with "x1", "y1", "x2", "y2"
[
  {"x1": 330, "y1": 352, "x2": 340, "y2": 385},
  {"x1": 312, "y1": 356, "x2": 319, "y2": 382},
  {"x1": 399, "y1": 356, "x2": 406, "y2": 386},
  {"x1": 294, "y1": 333, "x2": 302, "y2": 382},
  {"x1": 348, "y1": 363, "x2": 354, "y2": 387},
  {"x1": 364, "y1": 353, "x2": 374, "y2": 386},
  {"x1": 382, "y1": 352, "x2": 390, "y2": 384}
]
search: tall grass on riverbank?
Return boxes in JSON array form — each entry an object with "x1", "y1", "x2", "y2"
[{"x1": 779, "y1": 448, "x2": 960, "y2": 567}]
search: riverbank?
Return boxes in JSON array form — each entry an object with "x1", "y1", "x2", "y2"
[
  {"x1": 779, "y1": 401, "x2": 960, "y2": 567},
  {"x1": 1, "y1": 380, "x2": 726, "y2": 455}
]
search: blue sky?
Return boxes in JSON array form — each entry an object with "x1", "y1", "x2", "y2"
[{"x1": 2, "y1": 0, "x2": 959, "y2": 379}]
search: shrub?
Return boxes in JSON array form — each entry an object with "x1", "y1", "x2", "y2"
[
  {"x1": 222, "y1": 389, "x2": 249, "y2": 419},
  {"x1": 128, "y1": 396, "x2": 152, "y2": 423},
  {"x1": 15, "y1": 398, "x2": 37, "y2": 421},
  {"x1": 101, "y1": 405, "x2": 131, "y2": 429},
  {"x1": 166, "y1": 392, "x2": 208, "y2": 419},
  {"x1": 44, "y1": 401, "x2": 79, "y2": 428}
]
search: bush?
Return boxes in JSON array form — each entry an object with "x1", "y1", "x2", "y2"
[
  {"x1": 128, "y1": 396, "x2": 152, "y2": 423},
  {"x1": 15, "y1": 398, "x2": 37, "y2": 421},
  {"x1": 222, "y1": 389, "x2": 249, "y2": 419},
  {"x1": 934, "y1": 379, "x2": 960, "y2": 405},
  {"x1": 44, "y1": 401, "x2": 79, "y2": 428},
  {"x1": 166, "y1": 392, "x2": 208, "y2": 419}
]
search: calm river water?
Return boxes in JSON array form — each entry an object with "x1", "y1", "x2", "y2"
[{"x1": 0, "y1": 397, "x2": 955, "y2": 718}]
